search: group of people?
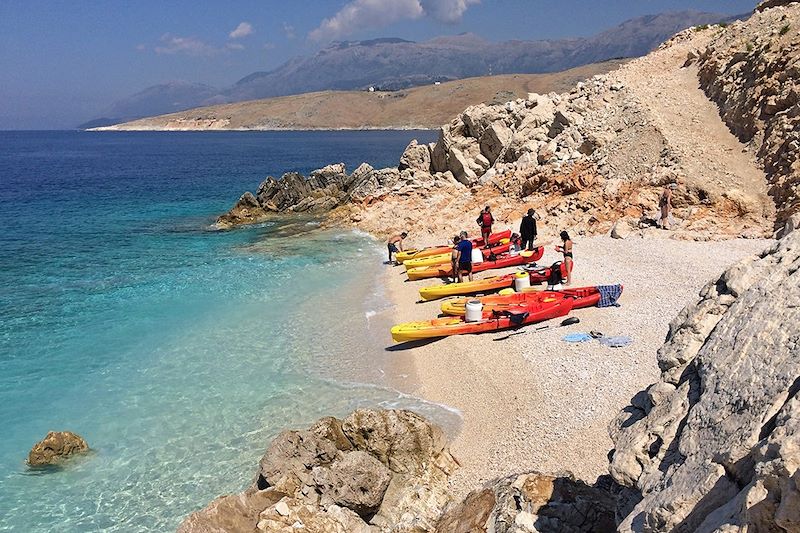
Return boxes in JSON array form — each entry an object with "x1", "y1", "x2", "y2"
[{"x1": 387, "y1": 204, "x2": 575, "y2": 285}]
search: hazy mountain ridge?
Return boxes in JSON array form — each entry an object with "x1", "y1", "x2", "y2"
[{"x1": 86, "y1": 10, "x2": 742, "y2": 127}]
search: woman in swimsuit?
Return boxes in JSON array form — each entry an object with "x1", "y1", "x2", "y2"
[{"x1": 556, "y1": 230, "x2": 573, "y2": 285}]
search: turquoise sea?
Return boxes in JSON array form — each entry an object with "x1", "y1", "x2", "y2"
[{"x1": 0, "y1": 130, "x2": 453, "y2": 532}]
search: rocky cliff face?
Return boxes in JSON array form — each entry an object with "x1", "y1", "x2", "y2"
[
  {"x1": 696, "y1": 1, "x2": 800, "y2": 228},
  {"x1": 608, "y1": 227, "x2": 800, "y2": 531}
]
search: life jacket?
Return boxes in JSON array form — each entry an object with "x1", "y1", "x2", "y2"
[{"x1": 481, "y1": 212, "x2": 493, "y2": 227}]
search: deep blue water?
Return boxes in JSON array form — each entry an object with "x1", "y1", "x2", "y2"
[{"x1": 0, "y1": 130, "x2": 446, "y2": 532}]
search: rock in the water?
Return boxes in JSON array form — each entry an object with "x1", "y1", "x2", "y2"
[
  {"x1": 434, "y1": 472, "x2": 617, "y2": 533},
  {"x1": 27, "y1": 431, "x2": 89, "y2": 466},
  {"x1": 610, "y1": 231, "x2": 800, "y2": 531}
]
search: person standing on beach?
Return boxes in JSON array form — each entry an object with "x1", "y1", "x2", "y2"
[
  {"x1": 387, "y1": 232, "x2": 407, "y2": 263},
  {"x1": 659, "y1": 184, "x2": 675, "y2": 229},
  {"x1": 555, "y1": 230, "x2": 574, "y2": 285},
  {"x1": 476, "y1": 206, "x2": 494, "y2": 248},
  {"x1": 519, "y1": 208, "x2": 539, "y2": 250},
  {"x1": 450, "y1": 235, "x2": 461, "y2": 283},
  {"x1": 455, "y1": 231, "x2": 474, "y2": 283}
]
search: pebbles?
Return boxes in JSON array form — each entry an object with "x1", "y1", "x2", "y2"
[{"x1": 385, "y1": 235, "x2": 772, "y2": 497}]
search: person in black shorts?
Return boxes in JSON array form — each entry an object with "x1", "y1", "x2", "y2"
[
  {"x1": 387, "y1": 232, "x2": 407, "y2": 263},
  {"x1": 455, "y1": 231, "x2": 473, "y2": 282}
]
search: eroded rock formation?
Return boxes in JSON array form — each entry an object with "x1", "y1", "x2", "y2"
[
  {"x1": 178, "y1": 409, "x2": 458, "y2": 532},
  {"x1": 27, "y1": 431, "x2": 89, "y2": 467},
  {"x1": 697, "y1": 0, "x2": 800, "y2": 228},
  {"x1": 609, "y1": 228, "x2": 800, "y2": 531}
]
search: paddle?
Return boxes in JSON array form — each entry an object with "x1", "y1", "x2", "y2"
[{"x1": 493, "y1": 316, "x2": 580, "y2": 341}]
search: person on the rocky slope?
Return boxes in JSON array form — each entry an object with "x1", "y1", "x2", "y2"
[
  {"x1": 659, "y1": 184, "x2": 674, "y2": 230},
  {"x1": 555, "y1": 230, "x2": 574, "y2": 285},
  {"x1": 519, "y1": 208, "x2": 539, "y2": 250},
  {"x1": 387, "y1": 232, "x2": 407, "y2": 263},
  {"x1": 476, "y1": 206, "x2": 494, "y2": 248},
  {"x1": 455, "y1": 231, "x2": 473, "y2": 283}
]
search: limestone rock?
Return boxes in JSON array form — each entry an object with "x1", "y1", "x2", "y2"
[
  {"x1": 313, "y1": 451, "x2": 391, "y2": 518},
  {"x1": 610, "y1": 231, "x2": 800, "y2": 531},
  {"x1": 399, "y1": 140, "x2": 432, "y2": 172},
  {"x1": 697, "y1": 3, "x2": 800, "y2": 228},
  {"x1": 177, "y1": 488, "x2": 286, "y2": 533},
  {"x1": 180, "y1": 409, "x2": 457, "y2": 533},
  {"x1": 27, "y1": 431, "x2": 89, "y2": 466},
  {"x1": 256, "y1": 426, "x2": 344, "y2": 494},
  {"x1": 215, "y1": 191, "x2": 269, "y2": 228},
  {"x1": 256, "y1": 498, "x2": 378, "y2": 533},
  {"x1": 342, "y1": 409, "x2": 457, "y2": 476},
  {"x1": 434, "y1": 472, "x2": 617, "y2": 533}
]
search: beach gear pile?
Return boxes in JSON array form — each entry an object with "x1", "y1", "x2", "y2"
[{"x1": 390, "y1": 230, "x2": 623, "y2": 343}]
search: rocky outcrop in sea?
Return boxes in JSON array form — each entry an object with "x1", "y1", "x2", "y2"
[{"x1": 27, "y1": 431, "x2": 89, "y2": 467}]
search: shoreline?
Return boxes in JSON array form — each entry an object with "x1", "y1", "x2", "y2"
[
  {"x1": 383, "y1": 233, "x2": 773, "y2": 497},
  {"x1": 88, "y1": 126, "x2": 439, "y2": 132}
]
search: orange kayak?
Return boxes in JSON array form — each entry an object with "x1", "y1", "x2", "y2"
[
  {"x1": 391, "y1": 293, "x2": 573, "y2": 342},
  {"x1": 418, "y1": 262, "x2": 567, "y2": 301},
  {"x1": 394, "y1": 230, "x2": 512, "y2": 263},
  {"x1": 407, "y1": 247, "x2": 543, "y2": 281},
  {"x1": 440, "y1": 286, "x2": 622, "y2": 315}
]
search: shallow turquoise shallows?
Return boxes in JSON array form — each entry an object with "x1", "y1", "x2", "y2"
[{"x1": 0, "y1": 131, "x2": 454, "y2": 532}]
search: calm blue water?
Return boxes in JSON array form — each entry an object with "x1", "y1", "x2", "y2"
[{"x1": 0, "y1": 130, "x2": 449, "y2": 532}]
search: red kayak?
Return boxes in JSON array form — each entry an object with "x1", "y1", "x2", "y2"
[
  {"x1": 440, "y1": 285, "x2": 623, "y2": 315},
  {"x1": 406, "y1": 247, "x2": 544, "y2": 281},
  {"x1": 391, "y1": 293, "x2": 574, "y2": 342}
]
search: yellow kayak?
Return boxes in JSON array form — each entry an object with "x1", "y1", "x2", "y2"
[
  {"x1": 418, "y1": 274, "x2": 516, "y2": 301},
  {"x1": 395, "y1": 246, "x2": 450, "y2": 264},
  {"x1": 404, "y1": 239, "x2": 511, "y2": 270}
]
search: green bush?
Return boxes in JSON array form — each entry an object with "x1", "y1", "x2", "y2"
[{"x1": 779, "y1": 24, "x2": 791, "y2": 36}]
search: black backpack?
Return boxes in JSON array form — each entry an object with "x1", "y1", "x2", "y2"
[{"x1": 547, "y1": 262, "x2": 564, "y2": 286}]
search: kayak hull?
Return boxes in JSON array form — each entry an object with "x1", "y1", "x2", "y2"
[
  {"x1": 418, "y1": 274, "x2": 516, "y2": 301},
  {"x1": 407, "y1": 247, "x2": 543, "y2": 281},
  {"x1": 440, "y1": 286, "x2": 621, "y2": 315},
  {"x1": 394, "y1": 230, "x2": 512, "y2": 263},
  {"x1": 403, "y1": 239, "x2": 511, "y2": 270},
  {"x1": 391, "y1": 295, "x2": 573, "y2": 342}
]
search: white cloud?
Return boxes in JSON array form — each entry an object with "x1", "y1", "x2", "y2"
[
  {"x1": 155, "y1": 34, "x2": 218, "y2": 56},
  {"x1": 229, "y1": 21, "x2": 253, "y2": 39},
  {"x1": 309, "y1": 0, "x2": 424, "y2": 42},
  {"x1": 226, "y1": 42, "x2": 245, "y2": 51},
  {"x1": 420, "y1": 0, "x2": 480, "y2": 24},
  {"x1": 282, "y1": 22, "x2": 296, "y2": 40},
  {"x1": 309, "y1": 0, "x2": 478, "y2": 41}
]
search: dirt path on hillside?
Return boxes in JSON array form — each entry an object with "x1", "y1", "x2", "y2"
[{"x1": 615, "y1": 32, "x2": 775, "y2": 223}]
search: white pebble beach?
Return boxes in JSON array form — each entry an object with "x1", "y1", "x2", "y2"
[{"x1": 384, "y1": 234, "x2": 773, "y2": 497}]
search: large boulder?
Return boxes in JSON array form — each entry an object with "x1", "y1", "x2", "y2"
[
  {"x1": 398, "y1": 139, "x2": 432, "y2": 172},
  {"x1": 313, "y1": 451, "x2": 392, "y2": 518},
  {"x1": 179, "y1": 409, "x2": 458, "y2": 533},
  {"x1": 27, "y1": 431, "x2": 89, "y2": 467},
  {"x1": 610, "y1": 230, "x2": 800, "y2": 531},
  {"x1": 433, "y1": 472, "x2": 617, "y2": 533}
]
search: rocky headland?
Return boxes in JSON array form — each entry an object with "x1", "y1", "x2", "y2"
[
  {"x1": 186, "y1": 2, "x2": 800, "y2": 532},
  {"x1": 218, "y1": 1, "x2": 798, "y2": 241}
]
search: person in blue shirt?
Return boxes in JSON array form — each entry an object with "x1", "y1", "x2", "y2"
[{"x1": 454, "y1": 230, "x2": 473, "y2": 283}]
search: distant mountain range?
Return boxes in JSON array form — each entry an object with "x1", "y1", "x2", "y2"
[{"x1": 81, "y1": 10, "x2": 743, "y2": 128}]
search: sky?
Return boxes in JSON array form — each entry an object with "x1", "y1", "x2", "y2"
[{"x1": 0, "y1": 0, "x2": 758, "y2": 129}]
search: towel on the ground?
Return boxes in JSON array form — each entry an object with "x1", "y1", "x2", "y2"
[
  {"x1": 563, "y1": 332, "x2": 593, "y2": 343},
  {"x1": 598, "y1": 336, "x2": 633, "y2": 348},
  {"x1": 597, "y1": 284, "x2": 623, "y2": 307}
]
